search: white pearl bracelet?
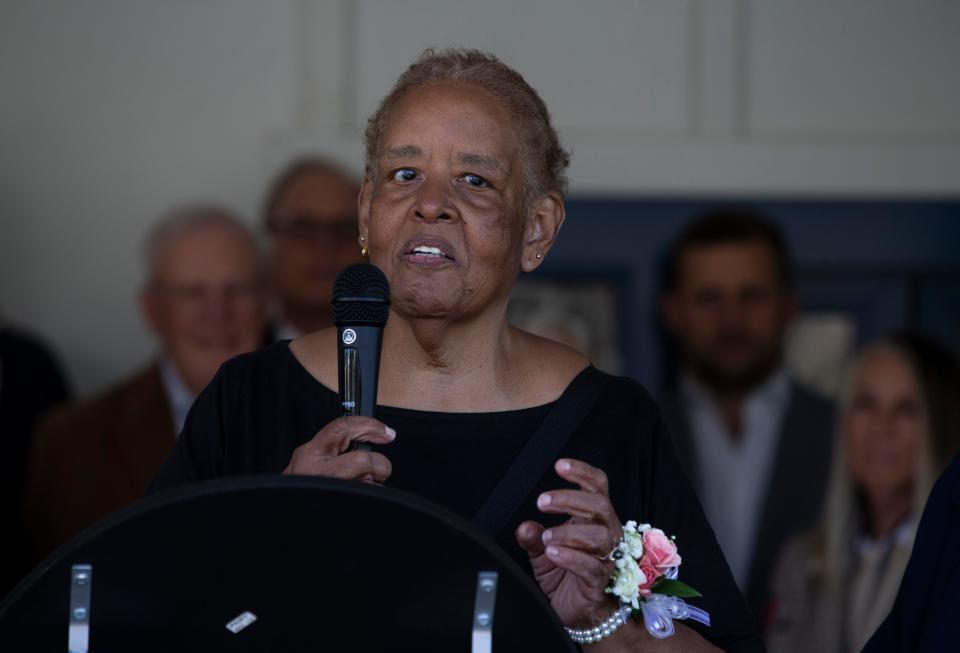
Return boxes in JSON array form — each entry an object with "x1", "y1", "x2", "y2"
[{"x1": 565, "y1": 605, "x2": 630, "y2": 645}]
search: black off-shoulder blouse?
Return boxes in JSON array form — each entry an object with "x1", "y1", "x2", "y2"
[{"x1": 150, "y1": 341, "x2": 763, "y2": 652}]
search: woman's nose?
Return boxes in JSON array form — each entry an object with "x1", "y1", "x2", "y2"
[
  {"x1": 869, "y1": 407, "x2": 900, "y2": 442},
  {"x1": 413, "y1": 177, "x2": 456, "y2": 223}
]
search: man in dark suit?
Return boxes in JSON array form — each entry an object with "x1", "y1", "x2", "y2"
[
  {"x1": 659, "y1": 208, "x2": 835, "y2": 622},
  {"x1": 23, "y1": 205, "x2": 266, "y2": 559}
]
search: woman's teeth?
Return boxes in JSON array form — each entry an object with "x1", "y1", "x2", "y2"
[{"x1": 413, "y1": 246, "x2": 444, "y2": 257}]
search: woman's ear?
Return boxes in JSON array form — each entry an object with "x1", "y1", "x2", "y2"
[{"x1": 521, "y1": 191, "x2": 565, "y2": 273}]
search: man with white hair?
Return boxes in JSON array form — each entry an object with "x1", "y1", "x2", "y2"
[{"x1": 23, "y1": 205, "x2": 266, "y2": 557}]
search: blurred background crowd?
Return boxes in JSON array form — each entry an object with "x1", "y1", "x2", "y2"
[{"x1": 2, "y1": 3, "x2": 959, "y2": 651}]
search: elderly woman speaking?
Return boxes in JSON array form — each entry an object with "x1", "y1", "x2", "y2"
[{"x1": 152, "y1": 49, "x2": 759, "y2": 651}]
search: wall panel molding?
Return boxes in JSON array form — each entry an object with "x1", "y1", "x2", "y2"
[
  {"x1": 274, "y1": 0, "x2": 960, "y2": 194},
  {"x1": 744, "y1": 1, "x2": 960, "y2": 143}
]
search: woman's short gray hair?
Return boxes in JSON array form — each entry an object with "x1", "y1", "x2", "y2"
[{"x1": 364, "y1": 48, "x2": 571, "y2": 210}]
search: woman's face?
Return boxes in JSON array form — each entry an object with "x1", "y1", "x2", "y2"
[
  {"x1": 359, "y1": 82, "x2": 528, "y2": 322},
  {"x1": 845, "y1": 347, "x2": 926, "y2": 502}
]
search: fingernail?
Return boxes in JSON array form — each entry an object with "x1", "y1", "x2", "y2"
[
  {"x1": 384, "y1": 426, "x2": 396, "y2": 439},
  {"x1": 537, "y1": 494, "x2": 551, "y2": 509},
  {"x1": 546, "y1": 546, "x2": 560, "y2": 558},
  {"x1": 558, "y1": 460, "x2": 571, "y2": 472},
  {"x1": 542, "y1": 529, "x2": 553, "y2": 543}
]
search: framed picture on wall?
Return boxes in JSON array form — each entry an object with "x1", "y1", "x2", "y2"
[{"x1": 508, "y1": 270, "x2": 627, "y2": 375}]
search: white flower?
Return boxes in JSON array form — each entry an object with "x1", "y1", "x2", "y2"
[
  {"x1": 623, "y1": 528, "x2": 644, "y2": 559},
  {"x1": 607, "y1": 555, "x2": 646, "y2": 610}
]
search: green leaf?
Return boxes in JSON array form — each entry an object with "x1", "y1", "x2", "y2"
[{"x1": 650, "y1": 578, "x2": 702, "y2": 598}]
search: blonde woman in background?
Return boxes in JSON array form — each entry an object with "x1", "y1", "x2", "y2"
[{"x1": 766, "y1": 331, "x2": 960, "y2": 653}]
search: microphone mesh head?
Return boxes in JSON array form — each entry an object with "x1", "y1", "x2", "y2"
[{"x1": 331, "y1": 263, "x2": 391, "y2": 326}]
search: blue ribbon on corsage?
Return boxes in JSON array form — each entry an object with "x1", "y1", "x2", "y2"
[
  {"x1": 640, "y1": 593, "x2": 712, "y2": 639},
  {"x1": 637, "y1": 566, "x2": 711, "y2": 639}
]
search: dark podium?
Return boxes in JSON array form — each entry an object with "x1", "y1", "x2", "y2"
[{"x1": 0, "y1": 477, "x2": 576, "y2": 652}]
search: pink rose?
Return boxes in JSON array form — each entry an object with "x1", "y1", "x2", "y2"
[
  {"x1": 642, "y1": 529, "x2": 682, "y2": 572},
  {"x1": 638, "y1": 563, "x2": 660, "y2": 597}
]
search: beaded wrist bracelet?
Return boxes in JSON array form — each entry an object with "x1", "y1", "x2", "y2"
[{"x1": 564, "y1": 605, "x2": 631, "y2": 645}]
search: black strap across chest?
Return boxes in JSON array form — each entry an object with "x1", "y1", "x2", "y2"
[{"x1": 471, "y1": 367, "x2": 609, "y2": 537}]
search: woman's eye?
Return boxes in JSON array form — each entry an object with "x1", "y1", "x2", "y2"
[
  {"x1": 391, "y1": 168, "x2": 418, "y2": 182},
  {"x1": 463, "y1": 174, "x2": 489, "y2": 188}
]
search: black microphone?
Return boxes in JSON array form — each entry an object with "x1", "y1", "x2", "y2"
[{"x1": 331, "y1": 263, "x2": 390, "y2": 450}]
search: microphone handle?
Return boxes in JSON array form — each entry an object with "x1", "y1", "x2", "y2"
[{"x1": 337, "y1": 325, "x2": 384, "y2": 451}]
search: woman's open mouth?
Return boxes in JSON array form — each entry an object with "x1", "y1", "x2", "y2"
[{"x1": 402, "y1": 239, "x2": 457, "y2": 267}]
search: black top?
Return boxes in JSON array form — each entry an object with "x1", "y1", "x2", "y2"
[{"x1": 151, "y1": 341, "x2": 763, "y2": 652}]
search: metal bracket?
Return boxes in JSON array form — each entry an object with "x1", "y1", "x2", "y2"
[
  {"x1": 68, "y1": 564, "x2": 92, "y2": 653},
  {"x1": 471, "y1": 571, "x2": 498, "y2": 653}
]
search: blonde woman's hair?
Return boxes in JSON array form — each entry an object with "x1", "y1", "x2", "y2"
[{"x1": 820, "y1": 333, "x2": 960, "y2": 585}]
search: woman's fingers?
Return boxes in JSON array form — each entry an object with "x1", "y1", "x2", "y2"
[
  {"x1": 542, "y1": 523, "x2": 615, "y2": 558},
  {"x1": 286, "y1": 447, "x2": 392, "y2": 482},
  {"x1": 537, "y1": 489, "x2": 618, "y2": 527},
  {"x1": 543, "y1": 545, "x2": 610, "y2": 594},
  {"x1": 335, "y1": 449, "x2": 393, "y2": 483},
  {"x1": 531, "y1": 461, "x2": 623, "y2": 627},
  {"x1": 313, "y1": 416, "x2": 396, "y2": 455},
  {"x1": 515, "y1": 520, "x2": 547, "y2": 556},
  {"x1": 283, "y1": 416, "x2": 395, "y2": 477},
  {"x1": 555, "y1": 458, "x2": 609, "y2": 495}
]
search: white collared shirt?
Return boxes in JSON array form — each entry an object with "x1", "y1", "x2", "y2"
[
  {"x1": 159, "y1": 358, "x2": 196, "y2": 436},
  {"x1": 682, "y1": 370, "x2": 792, "y2": 588}
]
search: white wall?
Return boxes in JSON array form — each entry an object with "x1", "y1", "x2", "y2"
[
  {"x1": 1, "y1": 1, "x2": 301, "y2": 394},
  {"x1": 2, "y1": 0, "x2": 960, "y2": 396}
]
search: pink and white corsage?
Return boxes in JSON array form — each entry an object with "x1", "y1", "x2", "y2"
[{"x1": 605, "y1": 521, "x2": 711, "y2": 639}]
